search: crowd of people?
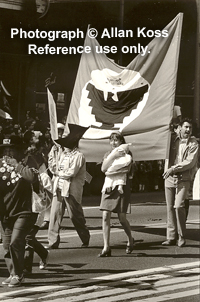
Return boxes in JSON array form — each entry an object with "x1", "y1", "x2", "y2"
[
  {"x1": 0, "y1": 114, "x2": 166, "y2": 197},
  {"x1": 0, "y1": 113, "x2": 199, "y2": 288}
]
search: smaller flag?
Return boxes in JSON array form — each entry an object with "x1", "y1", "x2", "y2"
[
  {"x1": 47, "y1": 88, "x2": 58, "y2": 140},
  {"x1": 45, "y1": 72, "x2": 56, "y2": 88}
]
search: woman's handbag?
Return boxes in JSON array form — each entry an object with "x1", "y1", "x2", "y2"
[
  {"x1": 31, "y1": 171, "x2": 52, "y2": 213},
  {"x1": 31, "y1": 189, "x2": 50, "y2": 213}
]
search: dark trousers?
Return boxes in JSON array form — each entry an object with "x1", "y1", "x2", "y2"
[
  {"x1": 26, "y1": 225, "x2": 48, "y2": 259},
  {"x1": 184, "y1": 199, "x2": 190, "y2": 221},
  {"x1": 25, "y1": 224, "x2": 48, "y2": 272},
  {"x1": 1, "y1": 213, "x2": 37, "y2": 277}
]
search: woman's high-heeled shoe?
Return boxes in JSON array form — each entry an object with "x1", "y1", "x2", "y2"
[
  {"x1": 126, "y1": 238, "x2": 135, "y2": 254},
  {"x1": 126, "y1": 245, "x2": 134, "y2": 254},
  {"x1": 98, "y1": 248, "x2": 111, "y2": 257}
]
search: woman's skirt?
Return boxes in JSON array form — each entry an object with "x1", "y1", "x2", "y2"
[{"x1": 99, "y1": 181, "x2": 131, "y2": 213}]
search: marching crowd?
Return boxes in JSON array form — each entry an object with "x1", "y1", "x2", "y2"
[{"x1": 0, "y1": 114, "x2": 199, "y2": 288}]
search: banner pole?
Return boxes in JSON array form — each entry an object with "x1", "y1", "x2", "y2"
[{"x1": 194, "y1": 0, "x2": 200, "y2": 130}]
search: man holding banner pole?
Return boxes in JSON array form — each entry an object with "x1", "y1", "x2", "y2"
[
  {"x1": 46, "y1": 124, "x2": 90, "y2": 249},
  {"x1": 40, "y1": 123, "x2": 65, "y2": 230}
]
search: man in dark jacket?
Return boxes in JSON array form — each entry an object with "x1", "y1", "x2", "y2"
[{"x1": 0, "y1": 135, "x2": 38, "y2": 287}]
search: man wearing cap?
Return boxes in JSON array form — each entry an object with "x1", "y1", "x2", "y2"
[
  {"x1": 46, "y1": 123, "x2": 90, "y2": 249},
  {"x1": 0, "y1": 135, "x2": 38, "y2": 287}
]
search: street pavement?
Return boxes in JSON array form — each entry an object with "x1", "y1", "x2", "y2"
[{"x1": 0, "y1": 191, "x2": 199, "y2": 301}]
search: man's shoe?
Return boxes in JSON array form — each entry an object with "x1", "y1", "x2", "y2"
[
  {"x1": 40, "y1": 221, "x2": 49, "y2": 230},
  {"x1": 178, "y1": 238, "x2": 186, "y2": 247},
  {"x1": 162, "y1": 239, "x2": 176, "y2": 246},
  {"x1": 81, "y1": 241, "x2": 89, "y2": 248},
  {"x1": 2, "y1": 275, "x2": 12, "y2": 285},
  {"x1": 45, "y1": 241, "x2": 59, "y2": 249},
  {"x1": 45, "y1": 237, "x2": 60, "y2": 249},
  {"x1": 45, "y1": 244, "x2": 58, "y2": 250},
  {"x1": 81, "y1": 234, "x2": 90, "y2": 248},
  {"x1": 8, "y1": 275, "x2": 24, "y2": 287},
  {"x1": 81, "y1": 236, "x2": 90, "y2": 248},
  {"x1": 39, "y1": 251, "x2": 49, "y2": 270}
]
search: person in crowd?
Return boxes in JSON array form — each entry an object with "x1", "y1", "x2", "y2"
[
  {"x1": 170, "y1": 121, "x2": 196, "y2": 220},
  {"x1": 46, "y1": 123, "x2": 90, "y2": 249},
  {"x1": 22, "y1": 130, "x2": 50, "y2": 274},
  {"x1": 39, "y1": 123, "x2": 64, "y2": 230},
  {"x1": 138, "y1": 161, "x2": 147, "y2": 192},
  {"x1": 24, "y1": 119, "x2": 36, "y2": 133},
  {"x1": 130, "y1": 161, "x2": 139, "y2": 193},
  {"x1": 34, "y1": 114, "x2": 46, "y2": 134},
  {"x1": 23, "y1": 130, "x2": 45, "y2": 168},
  {"x1": 162, "y1": 118, "x2": 199, "y2": 247},
  {"x1": 170, "y1": 121, "x2": 191, "y2": 216},
  {"x1": 0, "y1": 135, "x2": 38, "y2": 287},
  {"x1": 13, "y1": 124, "x2": 23, "y2": 137},
  {"x1": 152, "y1": 160, "x2": 164, "y2": 191},
  {"x1": 23, "y1": 110, "x2": 35, "y2": 131},
  {"x1": 41, "y1": 127, "x2": 54, "y2": 165},
  {"x1": 171, "y1": 122, "x2": 181, "y2": 135},
  {"x1": 98, "y1": 131, "x2": 134, "y2": 257},
  {"x1": 145, "y1": 161, "x2": 154, "y2": 192}
]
